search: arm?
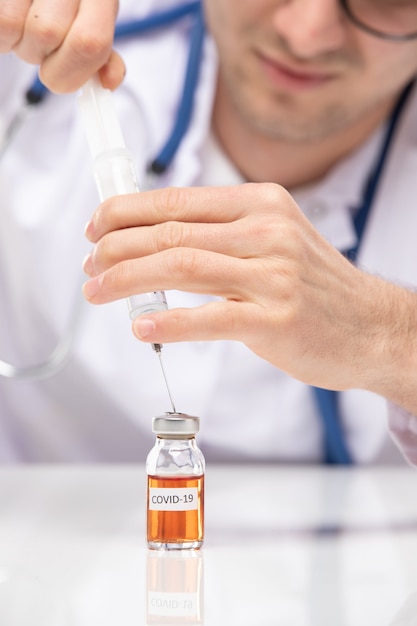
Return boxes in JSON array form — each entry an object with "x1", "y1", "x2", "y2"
[
  {"x1": 0, "y1": 0, "x2": 124, "y2": 92},
  {"x1": 82, "y1": 182, "x2": 417, "y2": 416}
]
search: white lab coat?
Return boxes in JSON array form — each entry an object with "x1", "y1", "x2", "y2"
[{"x1": 0, "y1": 0, "x2": 416, "y2": 463}]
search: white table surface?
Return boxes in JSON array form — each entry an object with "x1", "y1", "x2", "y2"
[{"x1": 0, "y1": 464, "x2": 417, "y2": 625}]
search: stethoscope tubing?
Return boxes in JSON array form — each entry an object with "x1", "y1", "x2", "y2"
[
  {"x1": 23, "y1": 2, "x2": 202, "y2": 117},
  {"x1": 0, "y1": 0, "x2": 204, "y2": 380},
  {"x1": 311, "y1": 78, "x2": 415, "y2": 465},
  {"x1": 2, "y1": 1, "x2": 205, "y2": 170}
]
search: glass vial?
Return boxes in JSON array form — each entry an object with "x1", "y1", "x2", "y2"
[{"x1": 146, "y1": 413, "x2": 205, "y2": 550}]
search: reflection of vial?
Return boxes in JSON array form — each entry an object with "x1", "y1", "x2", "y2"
[
  {"x1": 146, "y1": 413, "x2": 205, "y2": 550},
  {"x1": 146, "y1": 550, "x2": 204, "y2": 625}
]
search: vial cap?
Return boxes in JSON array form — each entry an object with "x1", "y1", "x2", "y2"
[{"x1": 152, "y1": 413, "x2": 200, "y2": 436}]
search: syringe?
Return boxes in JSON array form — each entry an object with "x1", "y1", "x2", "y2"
[{"x1": 78, "y1": 76, "x2": 176, "y2": 412}]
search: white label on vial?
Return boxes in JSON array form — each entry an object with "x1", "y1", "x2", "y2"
[
  {"x1": 149, "y1": 487, "x2": 198, "y2": 511},
  {"x1": 147, "y1": 592, "x2": 199, "y2": 617}
]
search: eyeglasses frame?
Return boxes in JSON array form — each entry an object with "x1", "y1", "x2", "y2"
[{"x1": 339, "y1": 0, "x2": 417, "y2": 41}]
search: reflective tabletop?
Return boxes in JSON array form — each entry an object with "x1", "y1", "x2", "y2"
[{"x1": 0, "y1": 465, "x2": 417, "y2": 625}]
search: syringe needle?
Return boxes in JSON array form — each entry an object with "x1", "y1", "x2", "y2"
[{"x1": 152, "y1": 344, "x2": 177, "y2": 413}]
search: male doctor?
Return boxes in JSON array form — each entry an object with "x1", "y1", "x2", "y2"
[{"x1": 0, "y1": 0, "x2": 417, "y2": 465}]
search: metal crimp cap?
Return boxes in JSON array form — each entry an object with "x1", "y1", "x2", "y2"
[{"x1": 152, "y1": 412, "x2": 200, "y2": 436}]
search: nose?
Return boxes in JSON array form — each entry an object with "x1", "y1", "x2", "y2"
[{"x1": 272, "y1": 0, "x2": 348, "y2": 58}]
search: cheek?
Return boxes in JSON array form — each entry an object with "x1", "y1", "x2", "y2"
[
  {"x1": 203, "y1": 3, "x2": 243, "y2": 71},
  {"x1": 203, "y1": 0, "x2": 232, "y2": 37},
  {"x1": 203, "y1": 0, "x2": 263, "y2": 45},
  {"x1": 359, "y1": 41, "x2": 417, "y2": 90}
]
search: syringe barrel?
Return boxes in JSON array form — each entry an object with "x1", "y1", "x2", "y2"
[
  {"x1": 93, "y1": 148, "x2": 139, "y2": 197},
  {"x1": 91, "y1": 149, "x2": 168, "y2": 319},
  {"x1": 127, "y1": 292, "x2": 167, "y2": 320},
  {"x1": 78, "y1": 77, "x2": 167, "y2": 320}
]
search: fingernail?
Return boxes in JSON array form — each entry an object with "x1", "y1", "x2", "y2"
[
  {"x1": 84, "y1": 218, "x2": 96, "y2": 241},
  {"x1": 82, "y1": 275, "x2": 103, "y2": 299},
  {"x1": 82, "y1": 253, "x2": 93, "y2": 275},
  {"x1": 134, "y1": 318, "x2": 156, "y2": 338}
]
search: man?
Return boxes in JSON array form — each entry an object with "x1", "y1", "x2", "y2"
[{"x1": 0, "y1": 0, "x2": 416, "y2": 464}]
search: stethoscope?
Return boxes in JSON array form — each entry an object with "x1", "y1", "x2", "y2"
[
  {"x1": 313, "y1": 79, "x2": 414, "y2": 465},
  {"x1": 0, "y1": 0, "x2": 205, "y2": 169},
  {"x1": 0, "y1": 0, "x2": 205, "y2": 382},
  {"x1": 0, "y1": 0, "x2": 413, "y2": 464}
]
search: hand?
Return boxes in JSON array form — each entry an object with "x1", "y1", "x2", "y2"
[
  {"x1": 0, "y1": 0, "x2": 124, "y2": 92},
  {"x1": 82, "y1": 183, "x2": 417, "y2": 407}
]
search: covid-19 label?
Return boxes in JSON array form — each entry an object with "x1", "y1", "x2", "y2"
[{"x1": 149, "y1": 487, "x2": 198, "y2": 511}]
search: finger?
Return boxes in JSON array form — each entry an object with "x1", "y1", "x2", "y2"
[
  {"x1": 0, "y1": 0, "x2": 32, "y2": 52},
  {"x1": 97, "y1": 49, "x2": 125, "y2": 91},
  {"x1": 82, "y1": 248, "x2": 253, "y2": 304},
  {"x1": 131, "y1": 300, "x2": 262, "y2": 345},
  {"x1": 13, "y1": 0, "x2": 79, "y2": 65},
  {"x1": 39, "y1": 0, "x2": 119, "y2": 93},
  {"x1": 131, "y1": 302, "x2": 311, "y2": 390},
  {"x1": 84, "y1": 213, "x2": 276, "y2": 276},
  {"x1": 84, "y1": 222, "x2": 235, "y2": 275},
  {"x1": 85, "y1": 182, "x2": 287, "y2": 241}
]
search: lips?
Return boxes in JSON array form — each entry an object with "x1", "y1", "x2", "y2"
[{"x1": 258, "y1": 52, "x2": 332, "y2": 90}]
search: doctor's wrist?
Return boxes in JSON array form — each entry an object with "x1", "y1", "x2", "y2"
[{"x1": 362, "y1": 280, "x2": 417, "y2": 415}]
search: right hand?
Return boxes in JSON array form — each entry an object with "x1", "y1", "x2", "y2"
[
  {"x1": 0, "y1": 0, "x2": 124, "y2": 93},
  {"x1": 82, "y1": 183, "x2": 401, "y2": 393},
  {"x1": 82, "y1": 183, "x2": 417, "y2": 416}
]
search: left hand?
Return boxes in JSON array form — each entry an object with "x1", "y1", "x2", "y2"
[{"x1": 0, "y1": 0, "x2": 124, "y2": 92}]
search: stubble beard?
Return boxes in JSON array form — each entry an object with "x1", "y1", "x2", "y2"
[{"x1": 226, "y1": 72, "x2": 368, "y2": 144}]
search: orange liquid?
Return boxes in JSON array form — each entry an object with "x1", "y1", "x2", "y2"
[{"x1": 147, "y1": 475, "x2": 204, "y2": 546}]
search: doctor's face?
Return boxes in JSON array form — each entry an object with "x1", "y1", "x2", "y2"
[{"x1": 203, "y1": 0, "x2": 417, "y2": 142}]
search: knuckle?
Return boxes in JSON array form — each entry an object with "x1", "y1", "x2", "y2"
[
  {"x1": 167, "y1": 248, "x2": 200, "y2": 279},
  {"x1": 243, "y1": 182, "x2": 291, "y2": 218},
  {"x1": 256, "y1": 181, "x2": 289, "y2": 208},
  {"x1": 24, "y1": 17, "x2": 67, "y2": 56},
  {"x1": 156, "y1": 187, "x2": 184, "y2": 219},
  {"x1": 247, "y1": 208, "x2": 298, "y2": 255},
  {"x1": 156, "y1": 221, "x2": 185, "y2": 252},
  {"x1": 67, "y1": 29, "x2": 112, "y2": 64},
  {"x1": 249, "y1": 214, "x2": 277, "y2": 241},
  {"x1": 279, "y1": 221, "x2": 302, "y2": 250}
]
